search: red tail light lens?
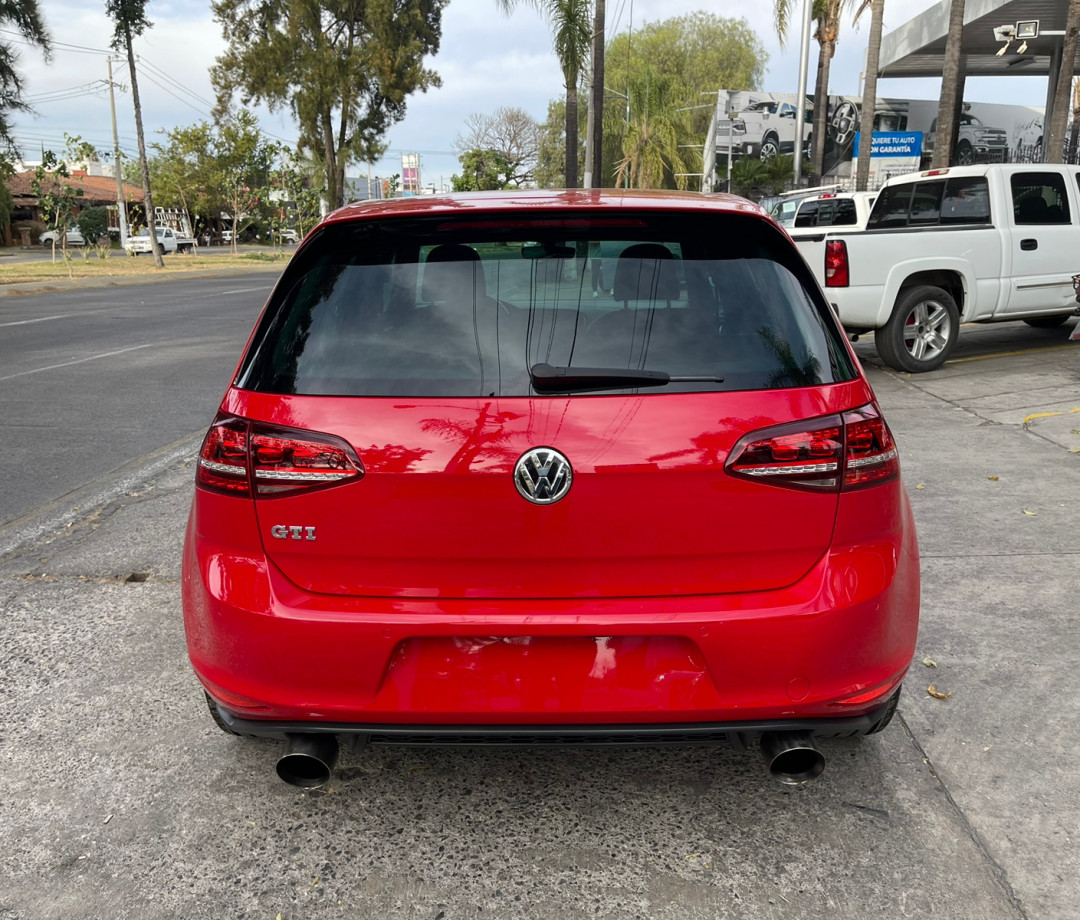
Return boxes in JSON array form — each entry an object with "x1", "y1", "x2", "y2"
[
  {"x1": 196, "y1": 417, "x2": 250, "y2": 495},
  {"x1": 825, "y1": 239, "x2": 849, "y2": 287},
  {"x1": 726, "y1": 404, "x2": 899, "y2": 492},
  {"x1": 196, "y1": 416, "x2": 364, "y2": 498},
  {"x1": 841, "y1": 404, "x2": 900, "y2": 490},
  {"x1": 727, "y1": 417, "x2": 844, "y2": 491}
]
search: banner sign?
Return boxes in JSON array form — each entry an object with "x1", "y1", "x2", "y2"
[{"x1": 853, "y1": 132, "x2": 924, "y2": 158}]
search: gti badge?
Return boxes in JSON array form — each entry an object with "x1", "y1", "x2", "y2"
[
  {"x1": 514, "y1": 447, "x2": 572, "y2": 504},
  {"x1": 271, "y1": 525, "x2": 316, "y2": 541}
]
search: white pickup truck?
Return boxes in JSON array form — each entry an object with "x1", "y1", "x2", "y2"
[
  {"x1": 124, "y1": 226, "x2": 195, "y2": 256},
  {"x1": 792, "y1": 164, "x2": 1080, "y2": 371}
]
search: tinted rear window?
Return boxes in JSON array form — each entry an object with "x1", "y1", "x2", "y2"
[
  {"x1": 869, "y1": 176, "x2": 991, "y2": 229},
  {"x1": 237, "y1": 212, "x2": 856, "y2": 397}
]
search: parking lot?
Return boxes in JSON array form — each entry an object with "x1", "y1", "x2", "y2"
[{"x1": 0, "y1": 295, "x2": 1077, "y2": 919}]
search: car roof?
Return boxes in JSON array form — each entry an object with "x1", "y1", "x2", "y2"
[{"x1": 325, "y1": 189, "x2": 772, "y2": 226}]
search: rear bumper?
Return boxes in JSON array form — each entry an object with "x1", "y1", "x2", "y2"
[
  {"x1": 215, "y1": 701, "x2": 897, "y2": 746},
  {"x1": 183, "y1": 484, "x2": 920, "y2": 729}
]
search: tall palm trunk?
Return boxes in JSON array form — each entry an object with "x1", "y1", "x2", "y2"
[
  {"x1": 932, "y1": 0, "x2": 966, "y2": 169},
  {"x1": 1069, "y1": 77, "x2": 1080, "y2": 164},
  {"x1": 855, "y1": 0, "x2": 884, "y2": 191},
  {"x1": 811, "y1": 37, "x2": 835, "y2": 179},
  {"x1": 565, "y1": 79, "x2": 579, "y2": 187},
  {"x1": 590, "y1": 0, "x2": 605, "y2": 186},
  {"x1": 120, "y1": 21, "x2": 162, "y2": 267},
  {"x1": 1047, "y1": 0, "x2": 1080, "y2": 164}
]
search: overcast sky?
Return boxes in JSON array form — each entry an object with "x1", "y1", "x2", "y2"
[{"x1": 7, "y1": 0, "x2": 1054, "y2": 188}]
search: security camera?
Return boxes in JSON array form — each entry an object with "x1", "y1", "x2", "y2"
[{"x1": 993, "y1": 24, "x2": 1016, "y2": 42}]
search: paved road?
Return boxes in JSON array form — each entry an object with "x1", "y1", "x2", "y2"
[
  {"x1": 0, "y1": 295, "x2": 1077, "y2": 918},
  {"x1": 0, "y1": 273, "x2": 275, "y2": 527}
]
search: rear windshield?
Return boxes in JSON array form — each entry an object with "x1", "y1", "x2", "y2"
[{"x1": 237, "y1": 211, "x2": 856, "y2": 397}]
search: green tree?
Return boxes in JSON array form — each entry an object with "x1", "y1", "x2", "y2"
[
  {"x1": 455, "y1": 107, "x2": 541, "y2": 186},
  {"x1": 729, "y1": 156, "x2": 767, "y2": 199},
  {"x1": 0, "y1": 154, "x2": 14, "y2": 243},
  {"x1": 613, "y1": 70, "x2": 694, "y2": 190},
  {"x1": 602, "y1": 13, "x2": 767, "y2": 187},
  {"x1": 269, "y1": 151, "x2": 324, "y2": 240},
  {"x1": 106, "y1": 0, "x2": 164, "y2": 267},
  {"x1": 451, "y1": 149, "x2": 515, "y2": 191},
  {"x1": 31, "y1": 150, "x2": 82, "y2": 270},
  {"x1": 0, "y1": 1, "x2": 50, "y2": 152},
  {"x1": 496, "y1": 0, "x2": 591, "y2": 187},
  {"x1": 76, "y1": 205, "x2": 110, "y2": 248},
  {"x1": 217, "y1": 110, "x2": 276, "y2": 252},
  {"x1": 149, "y1": 121, "x2": 221, "y2": 231},
  {"x1": 212, "y1": 0, "x2": 445, "y2": 211}
]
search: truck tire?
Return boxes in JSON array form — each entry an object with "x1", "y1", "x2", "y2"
[
  {"x1": 877, "y1": 285, "x2": 959, "y2": 373},
  {"x1": 1023, "y1": 314, "x2": 1070, "y2": 328},
  {"x1": 955, "y1": 140, "x2": 974, "y2": 165}
]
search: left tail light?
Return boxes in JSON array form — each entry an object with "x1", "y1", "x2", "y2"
[
  {"x1": 726, "y1": 403, "x2": 899, "y2": 492},
  {"x1": 196, "y1": 415, "x2": 364, "y2": 498},
  {"x1": 825, "y1": 239, "x2": 849, "y2": 287}
]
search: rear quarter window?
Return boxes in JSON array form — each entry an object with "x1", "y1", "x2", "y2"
[{"x1": 237, "y1": 211, "x2": 856, "y2": 398}]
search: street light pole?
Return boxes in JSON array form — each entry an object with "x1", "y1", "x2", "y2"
[
  {"x1": 793, "y1": 0, "x2": 813, "y2": 186},
  {"x1": 106, "y1": 56, "x2": 129, "y2": 246}
]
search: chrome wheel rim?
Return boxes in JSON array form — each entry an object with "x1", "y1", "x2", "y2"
[{"x1": 902, "y1": 300, "x2": 951, "y2": 363}]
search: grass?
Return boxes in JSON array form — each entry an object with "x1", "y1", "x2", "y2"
[{"x1": 0, "y1": 248, "x2": 292, "y2": 285}]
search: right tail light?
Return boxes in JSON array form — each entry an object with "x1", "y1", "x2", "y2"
[{"x1": 726, "y1": 403, "x2": 899, "y2": 492}]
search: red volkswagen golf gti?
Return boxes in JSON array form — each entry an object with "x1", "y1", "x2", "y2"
[{"x1": 182, "y1": 190, "x2": 919, "y2": 787}]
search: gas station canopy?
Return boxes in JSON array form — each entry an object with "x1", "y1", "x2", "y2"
[{"x1": 880, "y1": 0, "x2": 1078, "y2": 78}]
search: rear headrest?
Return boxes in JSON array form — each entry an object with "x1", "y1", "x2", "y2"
[
  {"x1": 613, "y1": 243, "x2": 680, "y2": 302},
  {"x1": 1017, "y1": 195, "x2": 1048, "y2": 223},
  {"x1": 421, "y1": 244, "x2": 487, "y2": 303}
]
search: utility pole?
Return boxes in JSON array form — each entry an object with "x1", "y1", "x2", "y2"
[{"x1": 107, "y1": 56, "x2": 129, "y2": 246}]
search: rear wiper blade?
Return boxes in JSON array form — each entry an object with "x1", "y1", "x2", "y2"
[{"x1": 529, "y1": 363, "x2": 723, "y2": 393}]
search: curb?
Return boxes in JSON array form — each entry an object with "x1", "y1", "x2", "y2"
[{"x1": 0, "y1": 262, "x2": 287, "y2": 298}]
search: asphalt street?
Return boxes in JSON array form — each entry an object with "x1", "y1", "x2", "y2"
[
  {"x1": 0, "y1": 274, "x2": 1078, "y2": 919},
  {"x1": 0, "y1": 272, "x2": 276, "y2": 530}
]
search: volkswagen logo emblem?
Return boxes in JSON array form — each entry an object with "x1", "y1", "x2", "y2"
[{"x1": 514, "y1": 447, "x2": 573, "y2": 504}]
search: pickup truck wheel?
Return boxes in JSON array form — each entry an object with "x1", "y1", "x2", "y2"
[
  {"x1": 1023, "y1": 314, "x2": 1070, "y2": 328},
  {"x1": 878, "y1": 285, "x2": 959, "y2": 373},
  {"x1": 759, "y1": 134, "x2": 780, "y2": 160},
  {"x1": 955, "y1": 141, "x2": 974, "y2": 166}
]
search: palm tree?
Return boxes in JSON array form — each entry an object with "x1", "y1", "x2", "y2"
[
  {"x1": 497, "y1": 0, "x2": 591, "y2": 188},
  {"x1": 931, "y1": 0, "x2": 965, "y2": 169},
  {"x1": 613, "y1": 70, "x2": 693, "y2": 189},
  {"x1": 1069, "y1": 77, "x2": 1080, "y2": 165},
  {"x1": 106, "y1": 0, "x2": 163, "y2": 268},
  {"x1": 773, "y1": 0, "x2": 856, "y2": 179},
  {"x1": 0, "y1": 0, "x2": 50, "y2": 150},
  {"x1": 854, "y1": 0, "x2": 884, "y2": 191},
  {"x1": 589, "y1": 0, "x2": 605, "y2": 186},
  {"x1": 1047, "y1": 0, "x2": 1080, "y2": 164}
]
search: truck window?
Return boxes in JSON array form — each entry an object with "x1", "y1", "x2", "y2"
[
  {"x1": 793, "y1": 201, "x2": 820, "y2": 228},
  {"x1": 867, "y1": 184, "x2": 914, "y2": 229},
  {"x1": 1012, "y1": 172, "x2": 1071, "y2": 224},
  {"x1": 909, "y1": 181, "x2": 945, "y2": 224},
  {"x1": 940, "y1": 176, "x2": 991, "y2": 225}
]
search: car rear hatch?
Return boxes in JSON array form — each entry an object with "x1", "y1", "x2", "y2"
[{"x1": 214, "y1": 206, "x2": 868, "y2": 600}]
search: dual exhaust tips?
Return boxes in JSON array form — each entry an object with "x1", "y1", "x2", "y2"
[{"x1": 274, "y1": 730, "x2": 825, "y2": 788}]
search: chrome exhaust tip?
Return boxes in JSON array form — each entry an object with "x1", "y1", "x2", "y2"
[
  {"x1": 760, "y1": 731, "x2": 825, "y2": 785},
  {"x1": 276, "y1": 733, "x2": 339, "y2": 788}
]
